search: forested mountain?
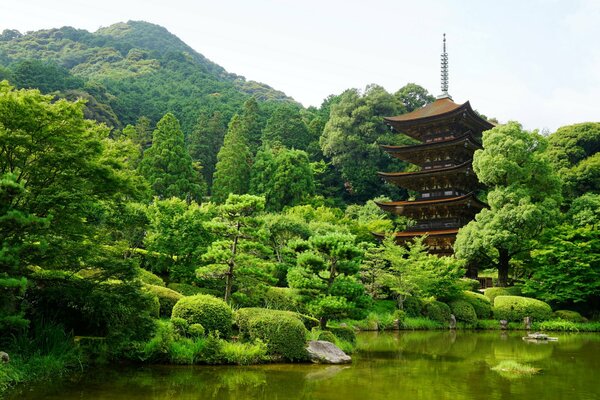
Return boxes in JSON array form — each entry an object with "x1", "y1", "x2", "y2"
[{"x1": 0, "y1": 21, "x2": 295, "y2": 132}]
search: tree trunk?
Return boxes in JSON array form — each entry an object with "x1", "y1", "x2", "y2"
[
  {"x1": 319, "y1": 316, "x2": 328, "y2": 330},
  {"x1": 497, "y1": 248, "x2": 510, "y2": 287},
  {"x1": 224, "y1": 222, "x2": 241, "y2": 303}
]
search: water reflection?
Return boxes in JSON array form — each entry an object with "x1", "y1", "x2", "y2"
[{"x1": 12, "y1": 331, "x2": 600, "y2": 400}]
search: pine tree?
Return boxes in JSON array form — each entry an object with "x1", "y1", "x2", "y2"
[
  {"x1": 241, "y1": 97, "x2": 263, "y2": 154},
  {"x1": 139, "y1": 113, "x2": 205, "y2": 201},
  {"x1": 211, "y1": 115, "x2": 252, "y2": 203},
  {"x1": 187, "y1": 111, "x2": 227, "y2": 189}
]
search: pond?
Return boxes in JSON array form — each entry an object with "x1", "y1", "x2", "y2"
[{"x1": 12, "y1": 331, "x2": 600, "y2": 400}]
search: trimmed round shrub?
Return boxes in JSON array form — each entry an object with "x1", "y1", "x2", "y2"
[
  {"x1": 235, "y1": 308, "x2": 308, "y2": 361},
  {"x1": 171, "y1": 317, "x2": 189, "y2": 336},
  {"x1": 484, "y1": 286, "x2": 522, "y2": 305},
  {"x1": 450, "y1": 300, "x2": 478, "y2": 325},
  {"x1": 493, "y1": 296, "x2": 552, "y2": 322},
  {"x1": 167, "y1": 283, "x2": 204, "y2": 296},
  {"x1": 462, "y1": 291, "x2": 493, "y2": 319},
  {"x1": 318, "y1": 330, "x2": 337, "y2": 342},
  {"x1": 553, "y1": 310, "x2": 587, "y2": 323},
  {"x1": 172, "y1": 294, "x2": 233, "y2": 337},
  {"x1": 188, "y1": 323, "x2": 205, "y2": 338},
  {"x1": 460, "y1": 278, "x2": 481, "y2": 291},
  {"x1": 403, "y1": 296, "x2": 423, "y2": 317},
  {"x1": 145, "y1": 284, "x2": 184, "y2": 317},
  {"x1": 138, "y1": 268, "x2": 165, "y2": 287},
  {"x1": 422, "y1": 300, "x2": 451, "y2": 324},
  {"x1": 329, "y1": 326, "x2": 356, "y2": 344}
]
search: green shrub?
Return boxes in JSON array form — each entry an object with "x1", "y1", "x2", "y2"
[
  {"x1": 422, "y1": 300, "x2": 451, "y2": 324},
  {"x1": 168, "y1": 337, "x2": 198, "y2": 364},
  {"x1": 317, "y1": 330, "x2": 336, "y2": 342},
  {"x1": 235, "y1": 308, "x2": 308, "y2": 361},
  {"x1": 144, "y1": 284, "x2": 184, "y2": 317},
  {"x1": 461, "y1": 291, "x2": 492, "y2": 319},
  {"x1": 402, "y1": 296, "x2": 423, "y2": 317},
  {"x1": 329, "y1": 326, "x2": 356, "y2": 344},
  {"x1": 459, "y1": 278, "x2": 481, "y2": 291},
  {"x1": 553, "y1": 310, "x2": 587, "y2": 323},
  {"x1": 262, "y1": 287, "x2": 302, "y2": 311},
  {"x1": 142, "y1": 320, "x2": 175, "y2": 362},
  {"x1": 137, "y1": 268, "x2": 165, "y2": 287},
  {"x1": 493, "y1": 296, "x2": 552, "y2": 322},
  {"x1": 171, "y1": 317, "x2": 189, "y2": 336},
  {"x1": 450, "y1": 300, "x2": 478, "y2": 325},
  {"x1": 484, "y1": 286, "x2": 522, "y2": 304},
  {"x1": 172, "y1": 295, "x2": 233, "y2": 337},
  {"x1": 197, "y1": 332, "x2": 224, "y2": 364},
  {"x1": 167, "y1": 283, "x2": 204, "y2": 296},
  {"x1": 371, "y1": 300, "x2": 397, "y2": 314},
  {"x1": 188, "y1": 324, "x2": 205, "y2": 338}
]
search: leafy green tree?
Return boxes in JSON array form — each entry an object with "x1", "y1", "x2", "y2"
[
  {"x1": 197, "y1": 194, "x2": 274, "y2": 303},
  {"x1": 374, "y1": 236, "x2": 465, "y2": 309},
  {"x1": 250, "y1": 144, "x2": 315, "y2": 211},
  {"x1": 144, "y1": 198, "x2": 215, "y2": 282},
  {"x1": 320, "y1": 85, "x2": 410, "y2": 201},
  {"x1": 211, "y1": 115, "x2": 253, "y2": 203},
  {"x1": 395, "y1": 83, "x2": 435, "y2": 112},
  {"x1": 0, "y1": 82, "x2": 154, "y2": 337},
  {"x1": 522, "y1": 224, "x2": 599, "y2": 309},
  {"x1": 139, "y1": 112, "x2": 205, "y2": 201},
  {"x1": 546, "y1": 122, "x2": 600, "y2": 170},
  {"x1": 455, "y1": 122, "x2": 562, "y2": 286},
  {"x1": 261, "y1": 103, "x2": 312, "y2": 150},
  {"x1": 187, "y1": 111, "x2": 227, "y2": 188},
  {"x1": 563, "y1": 152, "x2": 600, "y2": 198},
  {"x1": 287, "y1": 232, "x2": 369, "y2": 328}
]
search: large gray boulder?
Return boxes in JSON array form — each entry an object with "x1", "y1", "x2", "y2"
[{"x1": 306, "y1": 340, "x2": 351, "y2": 364}]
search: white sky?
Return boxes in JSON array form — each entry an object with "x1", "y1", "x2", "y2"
[{"x1": 1, "y1": 0, "x2": 599, "y2": 132}]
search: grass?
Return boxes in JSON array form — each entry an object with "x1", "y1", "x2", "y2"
[
  {"x1": 532, "y1": 320, "x2": 600, "y2": 332},
  {"x1": 401, "y1": 317, "x2": 444, "y2": 330},
  {"x1": 491, "y1": 360, "x2": 540, "y2": 379},
  {"x1": 220, "y1": 340, "x2": 268, "y2": 365}
]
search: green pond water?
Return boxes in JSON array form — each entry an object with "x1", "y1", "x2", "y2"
[{"x1": 12, "y1": 331, "x2": 600, "y2": 400}]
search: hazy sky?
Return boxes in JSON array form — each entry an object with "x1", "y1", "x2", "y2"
[{"x1": 1, "y1": 0, "x2": 598, "y2": 131}]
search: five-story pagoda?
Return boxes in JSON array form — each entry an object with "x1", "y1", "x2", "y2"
[{"x1": 377, "y1": 35, "x2": 493, "y2": 256}]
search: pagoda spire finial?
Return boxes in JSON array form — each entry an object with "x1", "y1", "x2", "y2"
[{"x1": 438, "y1": 33, "x2": 451, "y2": 99}]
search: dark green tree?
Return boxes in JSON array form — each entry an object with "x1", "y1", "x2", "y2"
[
  {"x1": 139, "y1": 112, "x2": 205, "y2": 201},
  {"x1": 261, "y1": 103, "x2": 312, "y2": 150},
  {"x1": 187, "y1": 111, "x2": 227, "y2": 189},
  {"x1": 241, "y1": 97, "x2": 263, "y2": 154},
  {"x1": 395, "y1": 83, "x2": 435, "y2": 112},
  {"x1": 211, "y1": 115, "x2": 252, "y2": 203},
  {"x1": 320, "y1": 85, "x2": 411, "y2": 201}
]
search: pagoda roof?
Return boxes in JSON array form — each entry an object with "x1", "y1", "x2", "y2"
[
  {"x1": 384, "y1": 98, "x2": 494, "y2": 140},
  {"x1": 381, "y1": 131, "x2": 482, "y2": 164},
  {"x1": 375, "y1": 192, "x2": 487, "y2": 214},
  {"x1": 378, "y1": 160, "x2": 480, "y2": 191}
]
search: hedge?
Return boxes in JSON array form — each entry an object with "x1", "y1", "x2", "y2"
[
  {"x1": 167, "y1": 283, "x2": 205, "y2": 296},
  {"x1": 403, "y1": 296, "x2": 423, "y2": 317},
  {"x1": 262, "y1": 287, "x2": 302, "y2": 312},
  {"x1": 235, "y1": 308, "x2": 308, "y2": 361},
  {"x1": 144, "y1": 284, "x2": 184, "y2": 317},
  {"x1": 493, "y1": 296, "x2": 552, "y2": 322},
  {"x1": 461, "y1": 291, "x2": 492, "y2": 319},
  {"x1": 553, "y1": 310, "x2": 587, "y2": 323},
  {"x1": 172, "y1": 295, "x2": 233, "y2": 337},
  {"x1": 329, "y1": 326, "x2": 356, "y2": 344},
  {"x1": 484, "y1": 286, "x2": 522, "y2": 304},
  {"x1": 449, "y1": 299, "x2": 478, "y2": 325},
  {"x1": 422, "y1": 300, "x2": 451, "y2": 324}
]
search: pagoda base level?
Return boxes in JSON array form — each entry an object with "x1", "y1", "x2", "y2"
[{"x1": 392, "y1": 230, "x2": 457, "y2": 256}]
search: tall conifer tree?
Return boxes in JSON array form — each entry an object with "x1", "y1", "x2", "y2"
[
  {"x1": 139, "y1": 112, "x2": 205, "y2": 201},
  {"x1": 241, "y1": 97, "x2": 262, "y2": 154},
  {"x1": 187, "y1": 111, "x2": 227, "y2": 189},
  {"x1": 211, "y1": 114, "x2": 252, "y2": 203}
]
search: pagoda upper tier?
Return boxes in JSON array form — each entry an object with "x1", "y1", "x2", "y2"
[{"x1": 383, "y1": 97, "x2": 494, "y2": 142}]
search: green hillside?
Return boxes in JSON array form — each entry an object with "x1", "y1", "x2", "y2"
[{"x1": 0, "y1": 21, "x2": 295, "y2": 132}]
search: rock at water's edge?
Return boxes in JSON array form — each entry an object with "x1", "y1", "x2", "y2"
[{"x1": 306, "y1": 340, "x2": 352, "y2": 364}]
